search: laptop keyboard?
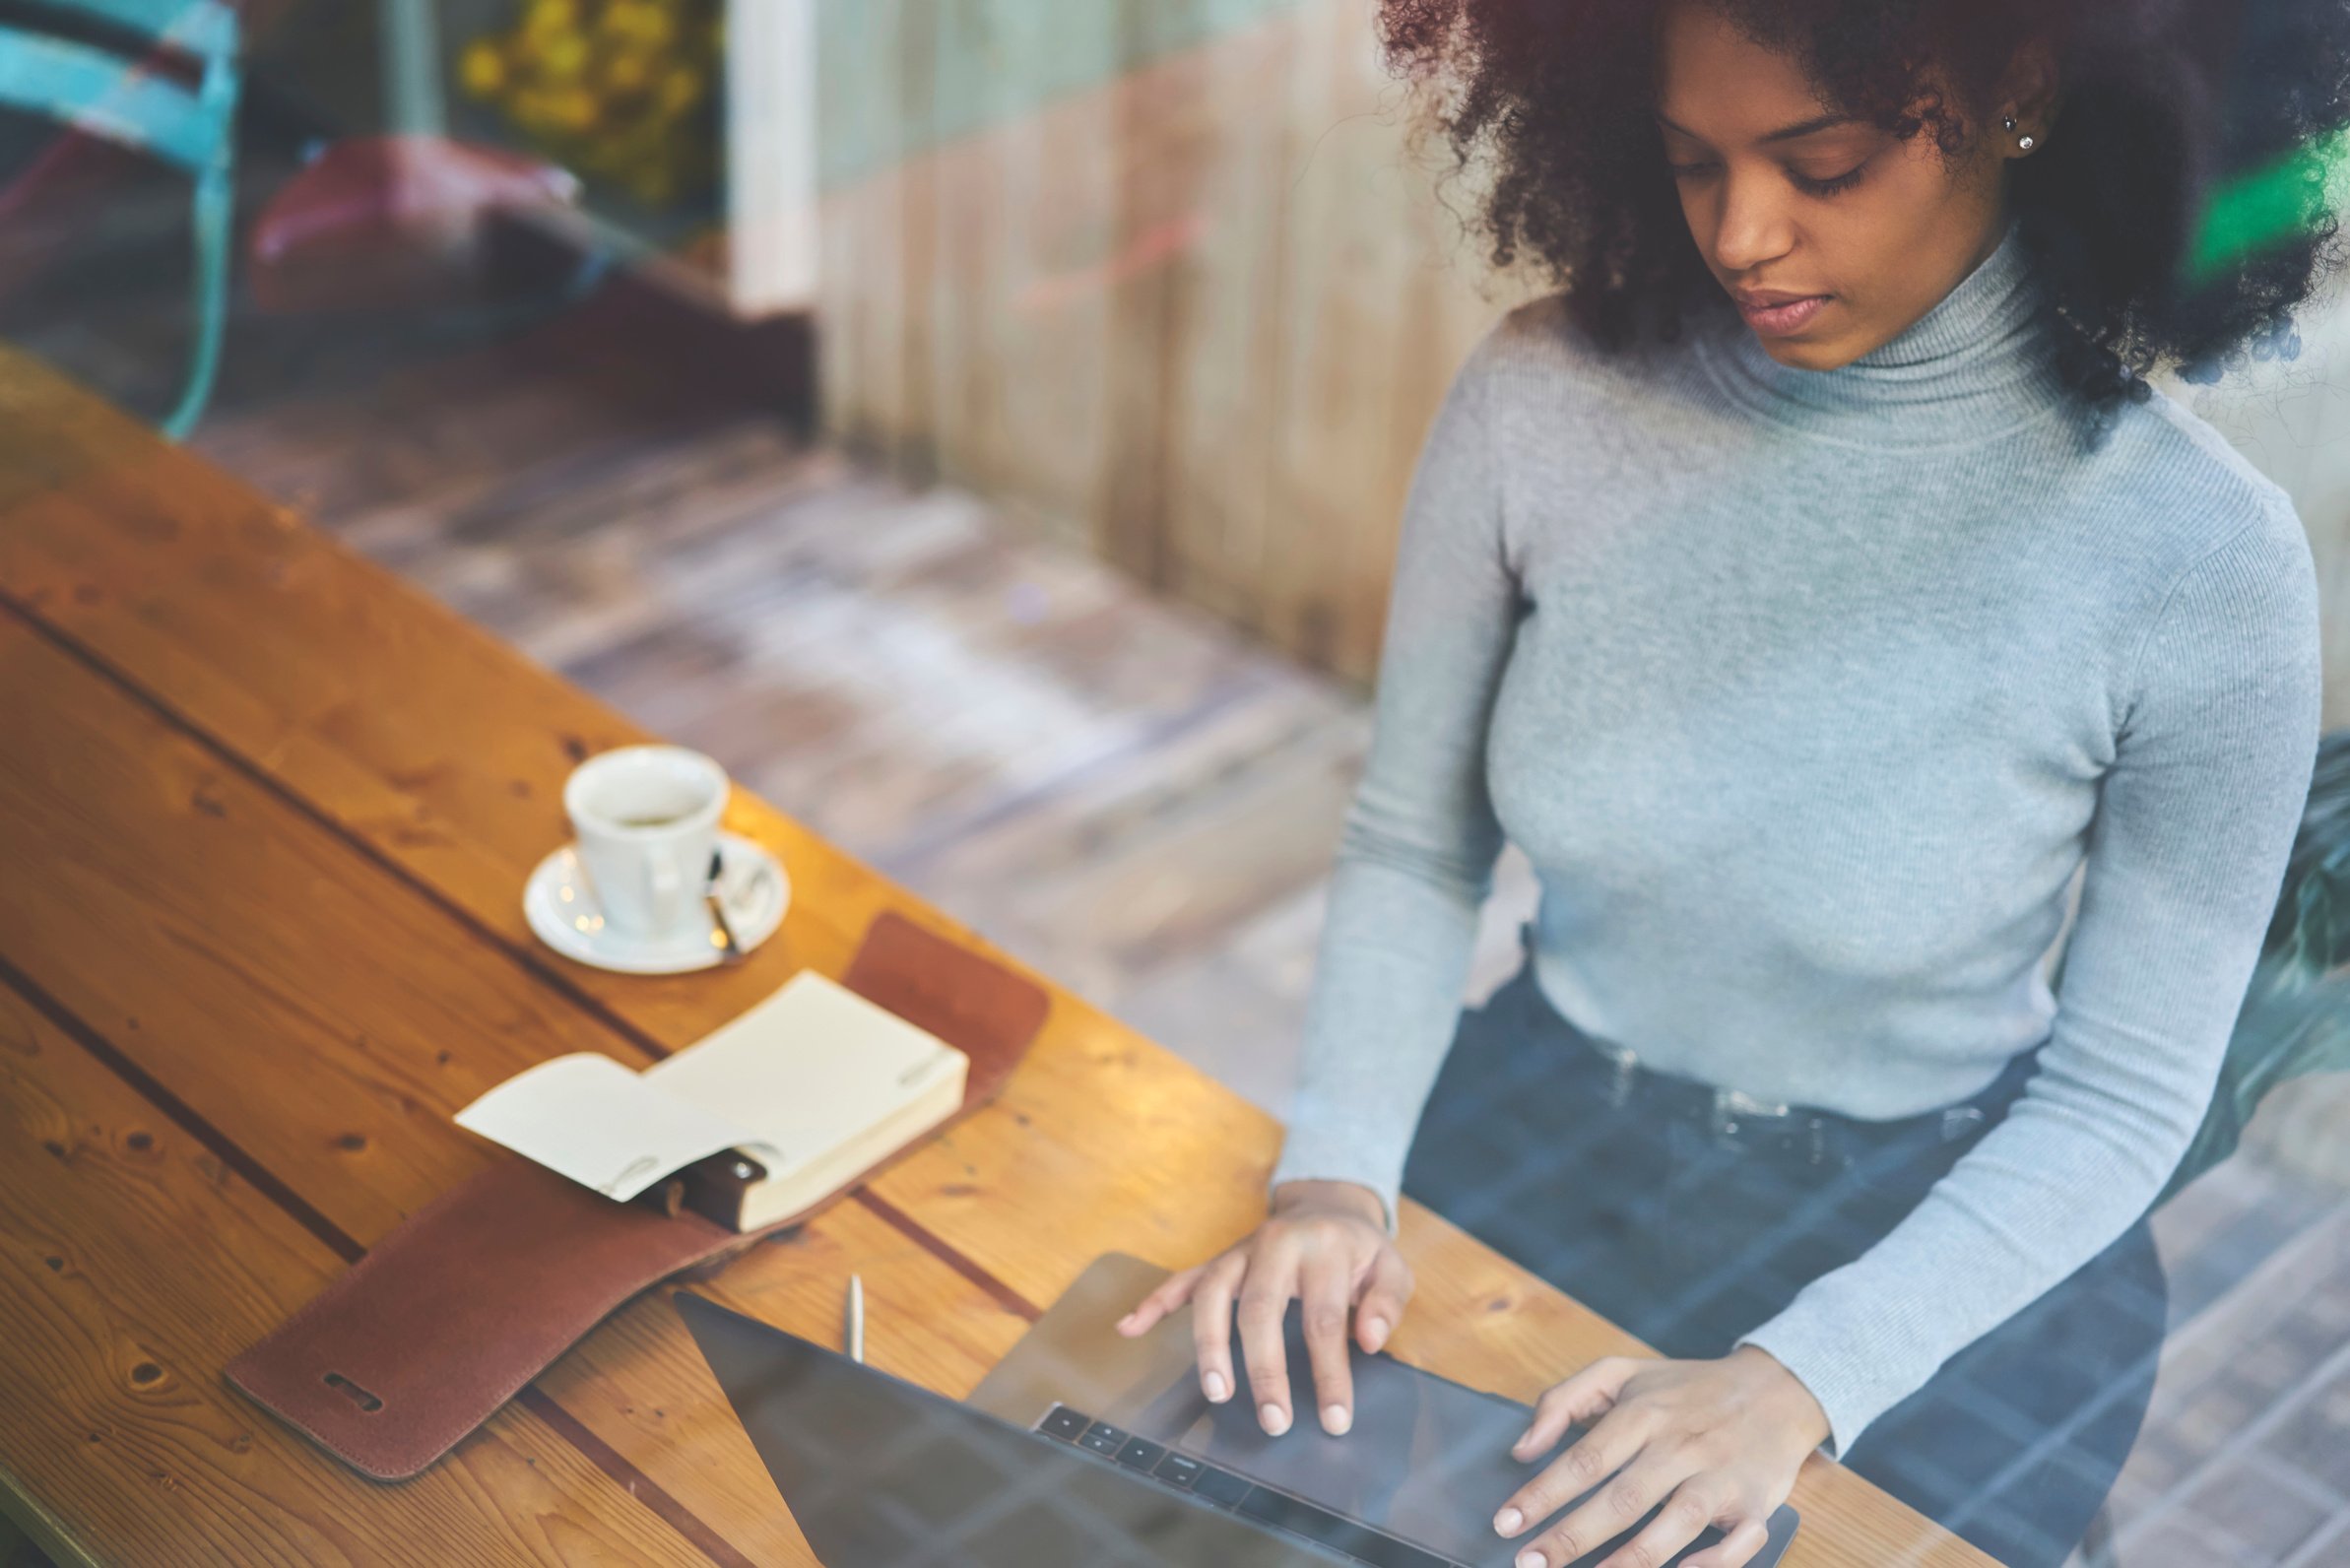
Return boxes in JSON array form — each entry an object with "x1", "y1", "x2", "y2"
[{"x1": 1032, "y1": 1404, "x2": 1471, "y2": 1568}]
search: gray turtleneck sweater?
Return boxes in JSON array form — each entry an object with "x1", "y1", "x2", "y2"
[{"x1": 1268, "y1": 220, "x2": 2324, "y2": 1458}]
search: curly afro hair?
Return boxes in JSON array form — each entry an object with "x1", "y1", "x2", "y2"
[{"x1": 1381, "y1": 0, "x2": 2350, "y2": 438}]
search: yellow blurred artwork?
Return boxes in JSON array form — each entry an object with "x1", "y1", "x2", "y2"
[{"x1": 460, "y1": 0, "x2": 722, "y2": 209}]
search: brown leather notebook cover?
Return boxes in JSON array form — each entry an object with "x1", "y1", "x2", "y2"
[{"x1": 226, "y1": 910, "x2": 1051, "y2": 1479}]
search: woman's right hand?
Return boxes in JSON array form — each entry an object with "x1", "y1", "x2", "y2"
[{"x1": 1114, "y1": 1179, "x2": 1413, "y2": 1439}]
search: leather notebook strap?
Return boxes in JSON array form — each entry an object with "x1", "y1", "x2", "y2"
[{"x1": 226, "y1": 911, "x2": 1050, "y2": 1479}]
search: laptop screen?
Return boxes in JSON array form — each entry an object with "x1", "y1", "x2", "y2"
[
  {"x1": 675, "y1": 1291, "x2": 1352, "y2": 1566},
  {"x1": 678, "y1": 1282, "x2": 1795, "y2": 1568}
]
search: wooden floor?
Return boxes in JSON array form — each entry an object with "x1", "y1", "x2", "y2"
[
  {"x1": 6, "y1": 159, "x2": 2346, "y2": 1567},
  {"x1": 171, "y1": 292, "x2": 1539, "y2": 1119}
]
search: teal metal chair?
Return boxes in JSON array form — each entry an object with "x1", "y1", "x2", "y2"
[{"x1": 0, "y1": 0, "x2": 240, "y2": 439}]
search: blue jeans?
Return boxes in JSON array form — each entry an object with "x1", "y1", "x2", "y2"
[{"x1": 1401, "y1": 960, "x2": 2166, "y2": 1568}]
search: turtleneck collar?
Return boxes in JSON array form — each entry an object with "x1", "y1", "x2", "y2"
[{"x1": 1691, "y1": 215, "x2": 2075, "y2": 449}]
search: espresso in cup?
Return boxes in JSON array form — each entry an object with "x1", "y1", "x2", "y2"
[{"x1": 563, "y1": 745, "x2": 728, "y2": 939}]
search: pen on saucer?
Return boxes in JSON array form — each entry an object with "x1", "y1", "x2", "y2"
[{"x1": 847, "y1": 1274, "x2": 865, "y2": 1364}]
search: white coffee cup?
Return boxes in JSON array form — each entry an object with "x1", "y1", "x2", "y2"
[{"x1": 562, "y1": 745, "x2": 728, "y2": 940}]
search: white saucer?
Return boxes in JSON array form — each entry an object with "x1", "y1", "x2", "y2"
[{"x1": 523, "y1": 831, "x2": 790, "y2": 975}]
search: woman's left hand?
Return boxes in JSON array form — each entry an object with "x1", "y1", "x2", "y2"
[{"x1": 1491, "y1": 1346, "x2": 1830, "y2": 1568}]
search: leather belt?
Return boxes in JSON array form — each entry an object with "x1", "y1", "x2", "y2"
[{"x1": 1584, "y1": 1033, "x2": 2006, "y2": 1166}]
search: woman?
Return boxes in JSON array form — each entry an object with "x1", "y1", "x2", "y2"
[{"x1": 1118, "y1": 2, "x2": 2350, "y2": 1566}]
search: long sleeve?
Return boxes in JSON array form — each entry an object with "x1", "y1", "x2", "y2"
[
  {"x1": 1267, "y1": 332, "x2": 1524, "y2": 1229},
  {"x1": 1737, "y1": 510, "x2": 2324, "y2": 1459}
]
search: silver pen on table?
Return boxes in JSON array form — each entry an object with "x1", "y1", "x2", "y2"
[{"x1": 846, "y1": 1273, "x2": 865, "y2": 1364}]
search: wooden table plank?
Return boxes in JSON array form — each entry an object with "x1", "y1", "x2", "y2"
[
  {"x1": 530, "y1": 1202, "x2": 1043, "y2": 1568},
  {"x1": 0, "y1": 348, "x2": 1663, "y2": 1397},
  {"x1": 0, "y1": 983, "x2": 721, "y2": 1568},
  {"x1": 0, "y1": 349, "x2": 1641, "y2": 1351},
  {"x1": 0, "y1": 347, "x2": 1995, "y2": 1565},
  {"x1": 0, "y1": 610, "x2": 1043, "y2": 1564}
]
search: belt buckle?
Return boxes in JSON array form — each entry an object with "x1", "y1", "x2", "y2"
[
  {"x1": 1599, "y1": 1042, "x2": 1638, "y2": 1109},
  {"x1": 1710, "y1": 1086, "x2": 1793, "y2": 1141}
]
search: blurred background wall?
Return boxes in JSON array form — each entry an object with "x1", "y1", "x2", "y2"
[{"x1": 814, "y1": 0, "x2": 1512, "y2": 684}]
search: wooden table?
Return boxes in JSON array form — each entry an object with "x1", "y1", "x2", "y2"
[{"x1": 0, "y1": 349, "x2": 1993, "y2": 1567}]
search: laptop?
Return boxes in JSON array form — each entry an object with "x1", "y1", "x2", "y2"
[{"x1": 675, "y1": 1259, "x2": 1797, "y2": 1567}]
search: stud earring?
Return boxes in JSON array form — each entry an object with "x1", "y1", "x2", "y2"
[{"x1": 2002, "y1": 113, "x2": 2037, "y2": 152}]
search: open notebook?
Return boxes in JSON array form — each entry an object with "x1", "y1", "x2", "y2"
[{"x1": 455, "y1": 970, "x2": 968, "y2": 1230}]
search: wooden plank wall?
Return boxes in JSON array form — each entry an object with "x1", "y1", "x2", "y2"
[
  {"x1": 812, "y1": 0, "x2": 1514, "y2": 684},
  {"x1": 811, "y1": 0, "x2": 2350, "y2": 710}
]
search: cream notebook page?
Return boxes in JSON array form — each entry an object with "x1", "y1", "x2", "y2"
[
  {"x1": 454, "y1": 971, "x2": 967, "y2": 1213},
  {"x1": 642, "y1": 969, "x2": 967, "y2": 1185}
]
